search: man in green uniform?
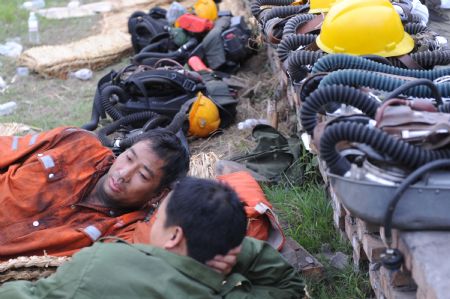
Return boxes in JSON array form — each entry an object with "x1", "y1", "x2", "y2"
[{"x1": 0, "y1": 177, "x2": 305, "y2": 298}]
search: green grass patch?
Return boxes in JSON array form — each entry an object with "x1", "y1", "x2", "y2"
[
  {"x1": 264, "y1": 182, "x2": 348, "y2": 253},
  {"x1": 265, "y1": 181, "x2": 373, "y2": 298},
  {"x1": 305, "y1": 261, "x2": 371, "y2": 299}
]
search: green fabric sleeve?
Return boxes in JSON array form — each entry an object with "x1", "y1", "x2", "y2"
[{"x1": 223, "y1": 237, "x2": 305, "y2": 299}]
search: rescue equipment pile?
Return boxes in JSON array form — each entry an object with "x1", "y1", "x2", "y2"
[
  {"x1": 251, "y1": 0, "x2": 450, "y2": 270},
  {"x1": 82, "y1": 0, "x2": 255, "y2": 152}
]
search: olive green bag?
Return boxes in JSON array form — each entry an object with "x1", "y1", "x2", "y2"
[{"x1": 231, "y1": 124, "x2": 301, "y2": 181}]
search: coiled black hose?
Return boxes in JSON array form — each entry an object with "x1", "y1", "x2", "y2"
[
  {"x1": 384, "y1": 78, "x2": 443, "y2": 104},
  {"x1": 389, "y1": 50, "x2": 450, "y2": 69},
  {"x1": 137, "y1": 35, "x2": 171, "y2": 54},
  {"x1": 384, "y1": 159, "x2": 450, "y2": 245},
  {"x1": 400, "y1": 13, "x2": 423, "y2": 24},
  {"x1": 283, "y1": 37, "x2": 448, "y2": 72},
  {"x1": 82, "y1": 84, "x2": 108, "y2": 131},
  {"x1": 404, "y1": 23, "x2": 429, "y2": 35},
  {"x1": 439, "y1": 102, "x2": 450, "y2": 113},
  {"x1": 250, "y1": 0, "x2": 293, "y2": 19},
  {"x1": 101, "y1": 85, "x2": 127, "y2": 121},
  {"x1": 300, "y1": 85, "x2": 380, "y2": 136},
  {"x1": 119, "y1": 99, "x2": 193, "y2": 149},
  {"x1": 318, "y1": 69, "x2": 450, "y2": 99},
  {"x1": 360, "y1": 55, "x2": 393, "y2": 66},
  {"x1": 312, "y1": 54, "x2": 450, "y2": 79},
  {"x1": 164, "y1": 97, "x2": 194, "y2": 133},
  {"x1": 282, "y1": 14, "x2": 315, "y2": 36},
  {"x1": 320, "y1": 122, "x2": 450, "y2": 176},
  {"x1": 97, "y1": 111, "x2": 161, "y2": 148},
  {"x1": 133, "y1": 38, "x2": 197, "y2": 66},
  {"x1": 261, "y1": 5, "x2": 308, "y2": 24},
  {"x1": 133, "y1": 51, "x2": 186, "y2": 66},
  {"x1": 277, "y1": 34, "x2": 317, "y2": 62},
  {"x1": 287, "y1": 50, "x2": 325, "y2": 81}
]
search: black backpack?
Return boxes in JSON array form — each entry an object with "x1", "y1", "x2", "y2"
[{"x1": 128, "y1": 7, "x2": 169, "y2": 53}]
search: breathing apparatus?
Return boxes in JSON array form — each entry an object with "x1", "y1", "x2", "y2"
[{"x1": 250, "y1": 0, "x2": 450, "y2": 275}]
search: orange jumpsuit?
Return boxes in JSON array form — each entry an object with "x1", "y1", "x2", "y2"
[{"x1": 0, "y1": 127, "x2": 149, "y2": 260}]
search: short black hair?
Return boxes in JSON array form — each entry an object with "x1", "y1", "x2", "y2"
[
  {"x1": 164, "y1": 177, "x2": 247, "y2": 263},
  {"x1": 135, "y1": 129, "x2": 189, "y2": 192}
]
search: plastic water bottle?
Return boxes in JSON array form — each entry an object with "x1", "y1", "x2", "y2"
[
  {"x1": 22, "y1": 0, "x2": 46, "y2": 10},
  {"x1": 28, "y1": 12, "x2": 40, "y2": 45},
  {"x1": 68, "y1": 68, "x2": 93, "y2": 80},
  {"x1": 0, "y1": 101, "x2": 18, "y2": 116},
  {"x1": 166, "y1": 2, "x2": 186, "y2": 25},
  {"x1": 237, "y1": 118, "x2": 269, "y2": 130},
  {"x1": 32, "y1": 0, "x2": 46, "y2": 9}
]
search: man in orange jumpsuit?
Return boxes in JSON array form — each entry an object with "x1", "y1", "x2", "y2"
[{"x1": 0, "y1": 126, "x2": 189, "y2": 260}]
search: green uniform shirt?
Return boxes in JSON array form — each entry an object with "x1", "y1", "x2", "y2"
[{"x1": 0, "y1": 237, "x2": 305, "y2": 299}]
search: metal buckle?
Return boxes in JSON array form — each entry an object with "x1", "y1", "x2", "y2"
[
  {"x1": 434, "y1": 76, "x2": 450, "y2": 84},
  {"x1": 182, "y1": 79, "x2": 197, "y2": 92}
]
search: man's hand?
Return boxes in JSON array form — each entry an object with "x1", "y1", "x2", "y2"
[{"x1": 206, "y1": 245, "x2": 242, "y2": 275}]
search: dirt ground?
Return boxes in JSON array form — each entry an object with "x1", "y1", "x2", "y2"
[{"x1": 429, "y1": 9, "x2": 450, "y2": 39}]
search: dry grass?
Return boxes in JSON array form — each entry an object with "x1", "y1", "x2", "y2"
[
  {"x1": 0, "y1": 123, "x2": 39, "y2": 136},
  {"x1": 188, "y1": 151, "x2": 219, "y2": 179}
]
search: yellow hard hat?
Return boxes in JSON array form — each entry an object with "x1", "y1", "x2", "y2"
[
  {"x1": 193, "y1": 0, "x2": 218, "y2": 21},
  {"x1": 308, "y1": 0, "x2": 338, "y2": 13},
  {"x1": 316, "y1": 0, "x2": 414, "y2": 57},
  {"x1": 188, "y1": 92, "x2": 221, "y2": 137}
]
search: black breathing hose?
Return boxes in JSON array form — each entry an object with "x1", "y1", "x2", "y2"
[
  {"x1": 319, "y1": 122, "x2": 450, "y2": 176},
  {"x1": 137, "y1": 36, "x2": 171, "y2": 55},
  {"x1": 82, "y1": 84, "x2": 105, "y2": 131},
  {"x1": 277, "y1": 34, "x2": 317, "y2": 62},
  {"x1": 118, "y1": 98, "x2": 194, "y2": 150},
  {"x1": 165, "y1": 98, "x2": 195, "y2": 133},
  {"x1": 404, "y1": 22, "x2": 430, "y2": 35},
  {"x1": 261, "y1": 5, "x2": 309, "y2": 24},
  {"x1": 312, "y1": 54, "x2": 450, "y2": 79},
  {"x1": 287, "y1": 50, "x2": 325, "y2": 81},
  {"x1": 383, "y1": 159, "x2": 450, "y2": 246},
  {"x1": 282, "y1": 13, "x2": 315, "y2": 36},
  {"x1": 439, "y1": 102, "x2": 450, "y2": 113},
  {"x1": 133, "y1": 50, "x2": 187, "y2": 66},
  {"x1": 389, "y1": 50, "x2": 450, "y2": 69},
  {"x1": 360, "y1": 55, "x2": 393, "y2": 66},
  {"x1": 300, "y1": 85, "x2": 380, "y2": 136},
  {"x1": 318, "y1": 69, "x2": 448, "y2": 101},
  {"x1": 384, "y1": 78, "x2": 443, "y2": 104},
  {"x1": 97, "y1": 111, "x2": 161, "y2": 147},
  {"x1": 250, "y1": 0, "x2": 294, "y2": 19},
  {"x1": 101, "y1": 85, "x2": 128, "y2": 121}
]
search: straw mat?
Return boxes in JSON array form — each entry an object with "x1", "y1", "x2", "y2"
[
  {"x1": 18, "y1": 31, "x2": 132, "y2": 79},
  {"x1": 0, "y1": 122, "x2": 38, "y2": 136},
  {"x1": 0, "y1": 256, "x2": 71, "y2": 285}
]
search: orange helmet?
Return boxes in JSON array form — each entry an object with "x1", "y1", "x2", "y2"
[{"x1": 188, "y1": 92, "x2": 221, "y2": 137}]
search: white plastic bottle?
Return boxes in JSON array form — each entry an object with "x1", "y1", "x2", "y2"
[
  {"x1": 28, "y1": 12, "x2": 40, "y2": 45},
  {"x1": 237, "y1": 118, "x2": 269, "y2": 130},
  {"x1": 0, "y1": 102, "x2": 18, "y2": 116},
  {"x1": 32, "y1": 0, "x2": 46, "y2": 9}
]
